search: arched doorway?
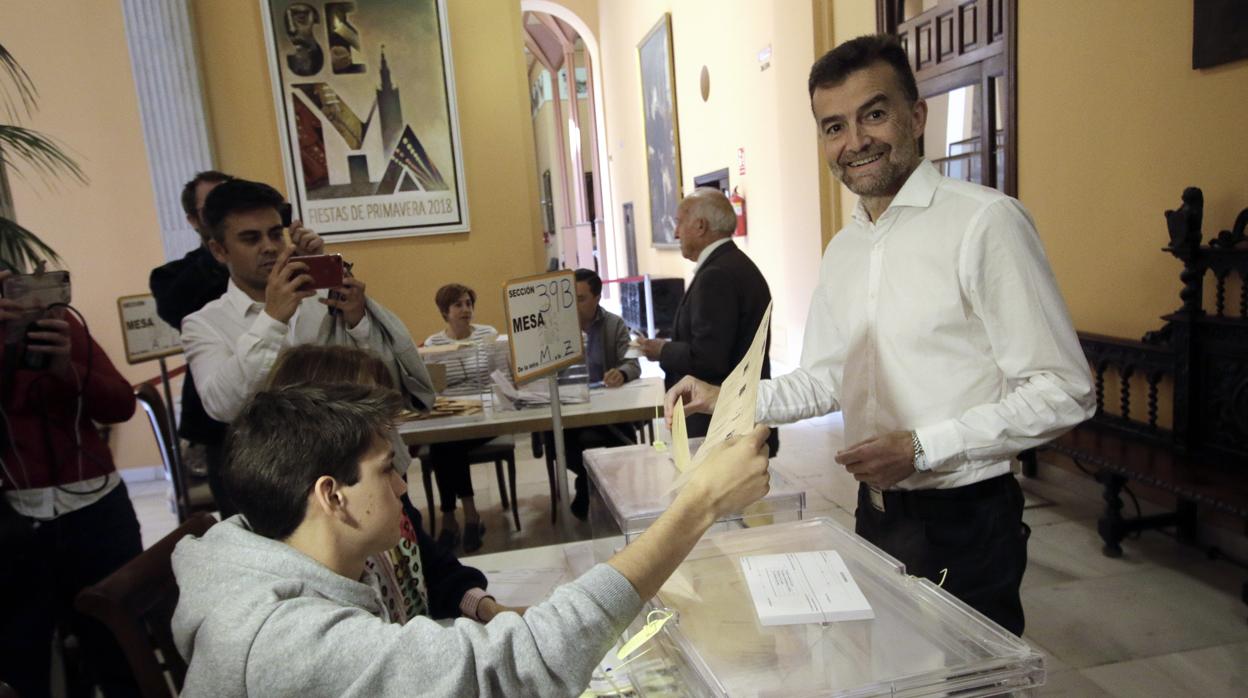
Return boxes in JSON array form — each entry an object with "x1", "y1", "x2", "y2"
[{"x1": 519, "y1": 2, "x2": 618, "y2": 290}]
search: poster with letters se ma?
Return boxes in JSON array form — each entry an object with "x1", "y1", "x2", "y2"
[{"x1": 261, "y1": 0, "x2": 469, "y2": 242}]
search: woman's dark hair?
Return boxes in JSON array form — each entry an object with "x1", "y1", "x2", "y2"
[
  {"x1": 808, "y1": 34, "x2": 918, "y2": 104},
  {"x1": 434, "y1": 283, "x2": 476, "y2": 320}
]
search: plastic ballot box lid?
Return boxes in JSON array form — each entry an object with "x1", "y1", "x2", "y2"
[
  {"x1": 585, "y1": 442, "x2": 806, "y2": 536},
  {"x1": 647, "y1": 518, "x2": 1045, "y2": 697}
]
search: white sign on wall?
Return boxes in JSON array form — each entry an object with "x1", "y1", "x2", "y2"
[
  {"x1": 502, "y1": 270, "x2": 584, "y2": 383},
  {"x1": 117, "y1": 294, "x2": 183, "y2": 365}
]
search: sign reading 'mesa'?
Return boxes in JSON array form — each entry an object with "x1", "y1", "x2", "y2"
[{"x1": 502, "y1": 270, "x2": 584, "y2": 383}]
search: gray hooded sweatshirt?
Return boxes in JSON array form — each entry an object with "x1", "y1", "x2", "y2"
[{"x1": 171, "y1": 516, "x2": 642, "y2": 697}]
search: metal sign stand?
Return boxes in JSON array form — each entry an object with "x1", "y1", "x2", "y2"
[
  {"x1": 548, "y1": 374, "x2": 567, "y2": 520},
  {"x1": 157, "y1": 356, "x2": 182, "y2": 478}
]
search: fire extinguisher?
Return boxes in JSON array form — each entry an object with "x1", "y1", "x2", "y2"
[{"x1": 730, "y1": 186, "x2": 747, "y2": 237}]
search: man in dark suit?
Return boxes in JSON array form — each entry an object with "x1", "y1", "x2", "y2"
[
  {"x1": 638, "y1": 188, "x2": 779, "y2": 455},
  {"x1": 149, "y1": 170, "x2": 233, "y2": 506}
]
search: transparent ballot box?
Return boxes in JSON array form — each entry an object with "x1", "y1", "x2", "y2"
[
  {"x1": 645, "y1": 519, "x2": 1045, "y2": 697},
  {"x1": 585, "y1": 442, "x2": 806, "y2": 562},
  {"x1": 467, "y1": 541, "x2": 703, "y2": 697},
  {"x1": 413, "y1": 339, "x2": 492, "y2": 426}
]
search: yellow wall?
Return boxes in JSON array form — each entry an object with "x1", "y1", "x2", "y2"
[
  {"x1": 1, "y1": 0, "x2": 164, "y2": 472},
  {"x1": 192, "y1": 0, "x2": 546, "y2": 342},
  {"x1": 1018, "y1": 0, "x2": 1248, "y2": 338},
  {"x1": 595, "y1": 0, "x2": 826, "y2": 363}
]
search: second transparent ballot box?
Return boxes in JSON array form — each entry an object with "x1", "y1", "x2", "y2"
[
  {"x1": 585, "y1": 441, "x2": 806, "y2": 562},
  {"x1": 643, "y1": 518, "x2": 1046, "y2": 696}
]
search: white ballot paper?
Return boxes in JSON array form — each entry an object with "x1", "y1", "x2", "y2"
[{"x1": 740, "y1": 551, "x2": 874, "y2": 626}]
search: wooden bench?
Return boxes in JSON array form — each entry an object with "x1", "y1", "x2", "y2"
[{"x1": 1021, "y1": 187, "x2": 1248, "y2": 606}]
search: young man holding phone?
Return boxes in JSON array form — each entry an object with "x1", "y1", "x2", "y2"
[{"x1": 180, "y1": 179, "x2": 417, "y2": 511}]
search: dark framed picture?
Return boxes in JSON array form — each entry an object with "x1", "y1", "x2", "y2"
[
  {"x1": 638, "y1": 14, "x2": 682, "y2": 249},
  {"x1": 260, "y1": 0, "x2": 469, "y2": 241}
]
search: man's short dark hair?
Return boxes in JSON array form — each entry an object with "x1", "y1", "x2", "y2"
[
  {"x1": 808, "y1": 34, "x2": 918, "y2": 104},
  {"x1": 222, "y1": 383, "x2": 403, "y2": 540},
  {"x1": 202, "y1": 179, "x2": 286, "y2": 244},
  {"x1": 434, "y1": 283, "x2": 476, "y2": 319},
  {"x1": 180, "y1": 170, "x2": 234, "y2": 218},
  {"x1": 574, "y1": 268, "x2": 602, "y2": 297}
]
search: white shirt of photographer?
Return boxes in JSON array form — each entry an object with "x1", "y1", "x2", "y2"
[
  {"x1": 756, "y1": 160, "x2": 1094, "y2": 490},
  {"x1": 181, "y1": 279, "x2": 371, "y2": 422}
]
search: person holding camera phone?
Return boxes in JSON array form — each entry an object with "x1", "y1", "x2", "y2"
[
  {"x1": 180, "y1": 180, "x2": 432, "y2": 515},
  {"x1": 0, "y1": 270, "x2": 144, "y2": 697}
]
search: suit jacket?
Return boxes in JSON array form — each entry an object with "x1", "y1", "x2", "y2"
[
  {"x1": 149, "y1": 246, "x2": 229, "y2": 445},
  {"x1": 659, "y1": 240, "x2": 778, "y2": 453}
]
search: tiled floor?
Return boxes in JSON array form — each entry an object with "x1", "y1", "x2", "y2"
[{"x1": 128, "y1": 412, "x2": 1248, "y2": 696}]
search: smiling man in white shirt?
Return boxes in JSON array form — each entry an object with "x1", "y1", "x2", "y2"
[
  {"x1": 665, "y1": 35, "x2": 1094, "y2": 636},
  {"x1": 180, "y1": 179, "x2": 376, "y2": 513}
]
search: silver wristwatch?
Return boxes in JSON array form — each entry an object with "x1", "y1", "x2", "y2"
[{"x1": 911, "y1": 430, "x2": 928, "y2": 471}]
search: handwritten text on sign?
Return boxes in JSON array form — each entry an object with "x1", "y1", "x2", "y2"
[{"x1": 503, "y1": 271, "x2": 584, "y2": 383}]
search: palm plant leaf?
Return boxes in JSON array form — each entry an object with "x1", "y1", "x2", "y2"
[
  {"x1": 0, "y1": 42, "x2": 37, "y2": 122},
  {"x1": 0, "y1": 125, "x2": 86, "y2": 187},
  {"x1": 0, "y1": 215, "x2": 63, "y2": 272},
  {"x1": 0, "y1": 41, "x2": 83, "y2": 272}
]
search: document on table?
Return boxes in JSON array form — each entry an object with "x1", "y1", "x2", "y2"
[{"x1": 740, "y1": 551, "x2": 874, "y2": 626}]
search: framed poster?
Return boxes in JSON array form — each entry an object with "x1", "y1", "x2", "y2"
[
  {"x1": 637, "y1": 14, "x2": 682, "y2": 249},
  {"x1": 260, "y1": 0, "x2": 469, "y2": 242}
]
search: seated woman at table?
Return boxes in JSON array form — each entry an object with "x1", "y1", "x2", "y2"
[
  {"x1": 423, "y1": 283, "x2": 499, "y2": 551},
  {"x1": 265, "y1": 344, "x2": 516, "y2": 623}
]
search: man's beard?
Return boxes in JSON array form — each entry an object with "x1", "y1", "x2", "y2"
[{"x1": 833, "y1": 140, "x2": 920, "y2": 198}]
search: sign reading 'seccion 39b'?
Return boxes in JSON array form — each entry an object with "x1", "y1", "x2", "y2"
[{"x1": 502, "y1": 271, "x2": 584, "y2": 383}]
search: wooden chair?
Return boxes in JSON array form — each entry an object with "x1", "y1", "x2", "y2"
[
  {"x1": 416, "y1": 436, "x2": 519, "y2": 535},
  {"x1": 74, "y1": 513, "x2": 217, "y2": 698},
  {"x1": 135, "y1": 384, "x2": 214, "y2": 522}
]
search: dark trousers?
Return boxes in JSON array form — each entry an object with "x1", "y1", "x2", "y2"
[
  {"x1": 429, "y1": 439, "x2": 489, "y2": 512},
  {"x1": 0, "y1": 481, "x2": 144, "y2": 697},
  {"x1": 853, "y1": 474, "x2": 1030, "y2": 636}
]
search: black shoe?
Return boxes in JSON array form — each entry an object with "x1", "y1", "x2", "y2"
[
  {"x1": 463, "y1": 521, "x2": 486, "y2": 553},
  {"x1": 570, "y1": 488, "x2": 589, "y2": 521}
]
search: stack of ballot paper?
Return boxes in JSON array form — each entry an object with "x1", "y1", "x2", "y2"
[{"x1": 740, "y1": 550, "x2": 874, "y2": 626}]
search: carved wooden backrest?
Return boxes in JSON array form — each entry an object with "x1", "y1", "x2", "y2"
[{"x1": 1082, "y1": 187, "x2": 1247, "y2": 465}]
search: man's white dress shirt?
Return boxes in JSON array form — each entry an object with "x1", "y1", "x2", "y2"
[
  {"x1": 693, "y1": 236, "x2": 732, "y2": 274},
  {"x1": 181, "y1": 280, "x2": 372, "y2": 422},
  {"x1": 757, "y1": 160, "x2": 1094, "y2": 490}
]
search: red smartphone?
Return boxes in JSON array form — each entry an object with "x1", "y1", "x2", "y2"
[{"x1": 292, "y1": 254, "x2": 344, "y2": 290}]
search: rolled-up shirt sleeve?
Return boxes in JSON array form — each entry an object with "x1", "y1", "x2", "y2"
[{"x1": 917, "y1": 199, "x2": 1095, "y2": 471}]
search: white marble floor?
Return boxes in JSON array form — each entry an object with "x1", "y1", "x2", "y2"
[{"x1": 127, "y1": 413, "x2": 1248, "y2": 696}]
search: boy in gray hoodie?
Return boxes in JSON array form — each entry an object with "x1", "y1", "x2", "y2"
[{"x1": 172, "y1": 383, "x2": 771, "y2": 697}]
